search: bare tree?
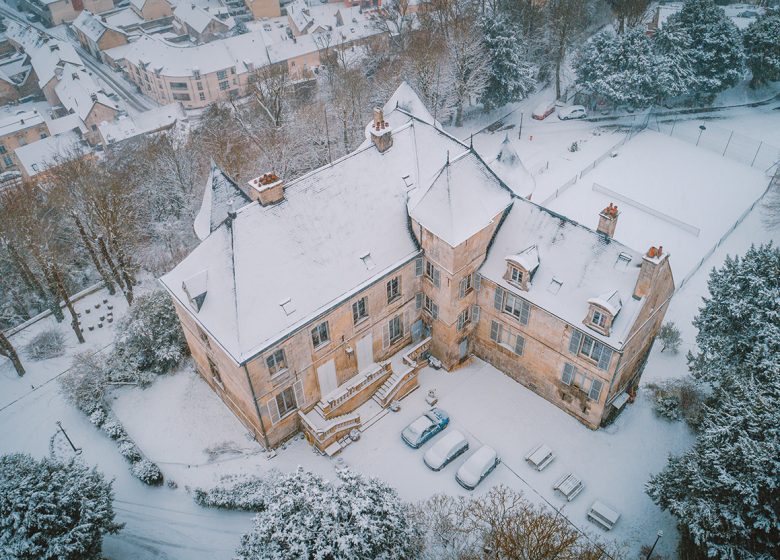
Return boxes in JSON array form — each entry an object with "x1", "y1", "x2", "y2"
[
  {"x1": 546, "y1": 0, "x2": 587, "y2": 99},
  {"x1": 0, "y1": 331, "x2": 24, "y2": 376},
  {"x1": 373, "y1": 0, "x2": 416, "y2": 51},
  {"x1": 252, "y1": 63, "x2": 291, "y2": 127},
  {"x1": 606, "y1": 0, "x2": 650, "y2": 33},
  {"x1": 446, "y1": 27, "x2": 490, "y2": 126}
]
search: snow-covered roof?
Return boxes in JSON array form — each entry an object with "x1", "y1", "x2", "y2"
[
  {"x1": 54, "y1": 66, "x2": 119, "y2": 122},
  {"x1": 0, "y1": 56, "x2": 31, "y2": 86},
  {"x1": 173, "y1": 2, "x2": 233, "y2": 35},
  {"x1": 409, "y1": 150, "x2": 512, "y2": 247},
  {"x1": 193, "y1": 162, "x2": 251, "y2": 241},
  {"x1": 162, "y1": 87, "x2": 470, "y2": 363},
  {"x1": 14, "y1": 129, "x2": 84, "y2": 177},
  {"x1": 490, "y1": 134, "x2": 536, "y2": 197},
  {"x1": 382, "y1": 81, "x2": 440, "y2": 129},
  {"x1": 47, "y1": 112, "x2": 87, "y2": 135},
  {"x1": 73, "y1": 11, "x2": 109, "y2": 42},
  {"x1": 287, "y1": 0, "x2": 313, "y2": 33},
  {"x1": 98, "y1": 102, "x2": 184, "y2": 144},
  {"x1": 588, "y1": 290, "x2": 623, "y2": 316},
  {"x1": 0, "y1": 109, "x2": 45, "y2": 137},
  {"x1": 480, "y1": 201, "x2": 644, "y2": 349},
  {"x1": 506, "y1": 245, "x2": 539, "y2": 273},
  {"x1": 4, "y1": 21, "x2": 83, "y2": 88}
]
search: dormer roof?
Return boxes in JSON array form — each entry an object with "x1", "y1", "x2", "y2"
[
  {"x1": 588, "y1": 290, "x2": 623, "y2": 316},
  {"x1": 506, "y1": 245, "x2": 539, "y2": 274}
]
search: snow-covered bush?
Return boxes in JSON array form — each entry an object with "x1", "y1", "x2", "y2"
[
  {"x1": 118, "y1": 440, "x2": 142, "y2": 463},
  {"x1": 113, "y1": 290, "x2": 187, "y2": 378},
  {"x1": 743, "y1": 11, "x2": 780, "y2": 87},
  {"x1": 59, "y1": 352, "x2": 110, "y2": 414},
  {"x1": 24, "y1": 328, "x2": 65, "y2": 360},
  {"x1": 234, "y1": 468, "x2": 421, "y2": 559},
  {"x1": 131, "y1": 459, "x2": 164, "y2": 485},
  {"x1": 658, "y1": 321, "x2": 682, "y2": 354},
  {"x1": 89, "y1": 407, "x2": 107, "y2": 427},
  {"x1": 101, "y1": 420, "x2": 127, "y2": 441},
  {"x1": 0, "y1": 453, "x2": 122, "y2": 560},
  {"x1": 646, "y1": 377, "x2": 705, "y2": 427},
  {"x1": 194, "y1": 474, "x2": 272, "y2": 511}
]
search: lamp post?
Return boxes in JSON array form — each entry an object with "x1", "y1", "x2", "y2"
[
  {"x1": 56, "y1": 421, "x2": 82, "y2": 455},
  {"x1": 645, "y1": 530, "x2": 663, "y2": 560},
  {"x1": 696, "y1": 124, "x2": 707, "y2": 146}
]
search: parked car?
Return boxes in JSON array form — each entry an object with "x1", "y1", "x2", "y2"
[
  {"x1": 25, "y1": 13, "x2": 41, "y2": 23},
  {"x1": 532, "y1": 100, "x2": 557, "y2": 120},
  {"x1": 423, "y1": 430, "x2": 469, "y2": 471},
  {"x1": 401, "y1": 408, "x2": 449, "y2": 449},
  {"x1": 456, "y1": 445, "x2": 499, "y2": 490},
  {"x1": 558, "y1": 105, "x2": 587, "y2": 120}
]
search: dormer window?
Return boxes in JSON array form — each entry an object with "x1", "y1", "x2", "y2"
[
  {"x1": 510, "y1": 266, "x2": 523, "y2": 284},
  {"x1": 592, "y1": 309, "x2": 607, "y2": 328},
  {"x1": 182, "y1": 270, "x2": 208, "y2": 312},
  {"x1": 585, "y1": 291, "x2": 622, "y2": 336},
  {"x1": 504, "y1": 246, "x2": 539, "y2": 292}
]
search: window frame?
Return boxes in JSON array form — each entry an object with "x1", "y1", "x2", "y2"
[
  {"x1": 311, "y1": 321, "x2": 330, "y2": 349},
  {"x1": 503, "y1": 292, "x2": 529, "y2": 324},
  {"x1": 275, "y1": 385, "x2": 297, "y2": 417},
  {"x1": 352, "y1": 297, "x2": 369, "y2": 325},
  {"x1": 388, "y1": 315, "x2": 403, "y2": 343},
  {"x1": 266, "y1": 348, "x2": 287, "y2": 376},
  {"x1": 386, "y1": 276, "x2": 400, "y2": 303},
  {"x1": 592, "y1": 309, "x2": 606, "y2": 327}
]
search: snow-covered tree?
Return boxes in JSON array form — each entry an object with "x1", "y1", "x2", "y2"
[
  {"x1": 658, "y1": 321, "x2": 682, "y2": 353},
  {"x1": 0, "y1": 453, "x2": 122, "y2": 560},
  {"x1": 743, "y1": 12, "x2": 780, "y2": 87},
  {"x1": 606, "y1": 0, "x2": 649, "y2": 33},
  {"x1": 479, "y1": 14, "x2": 536, "y2": 110},
  {"x1": 687, "y1": 243, "x2": 780, "y2": 391},
  {"x1": 235, "y1": 468, "x2": 422, "y2": 559},
  {"x1": 574, "y1": 27, "x2": 658, "y2": 108},
  {"x1": 661, "y1": 0, "x2": 745, "y2": 96},
  {"x1": 646, "y1": 379, "x2": 780, "y2": 559},
  {"x1": 113, "y1": 289, "x2": 187, "y2": 377},
  {"x1": 653, "y1": 25, "x2": 698, "y2": 99}
]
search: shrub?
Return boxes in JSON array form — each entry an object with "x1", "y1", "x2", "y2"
[
  {"x1": 102, "y1": 420, "x2": 127, "y2": 441},
  {"x1": 0, "y1": 453, "x2": 122, "y2": 560},
  {"x1": 59, "y1": 353, "x2": 110, "y2": 414},
  {"x1": 194, "y1": 474, "x2": 274, "y2": 511},
  {"x1": 646, "y1": 377, "x2": 705, "y2": 428},
  {"x1": 659, "y1": 321, "x2": 682, "y2": 354},
  {"x1": 89, "y1": 407, "x2": 107, "y2": 427},
  {"x1": 24, "y1": 329, "x2": 65, "y2": 360},
  {"x1": 113, "y1": 290, "x2": 187, "y2": 377},
  {"x1": 131, "y1": 459, "x2": 163, "y2": 485},
  {"x1": 118, "y1": 440, "x2": 142, "y2": 463}
]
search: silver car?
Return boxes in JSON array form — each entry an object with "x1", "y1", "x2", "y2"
[
  {"x1": 423, "y1": 430, "x2": 469, "y2": 471},
  {"x1": 456, "y1": 445, "x2": 500, "y2": 490}
]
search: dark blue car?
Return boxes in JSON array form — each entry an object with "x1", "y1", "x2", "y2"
[{"x1": 401, "y1": 408, "x2": 449, "y2": 449}]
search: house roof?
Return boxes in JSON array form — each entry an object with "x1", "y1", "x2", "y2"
[
  {"x1": 14, "y1": 129, "x2": 83, "y2": 177},
  {"x1": 193, "y1": 161, "x2": 251, "y2": 241},
  {"x1": 54, "y1": 65, "x2": 119, "y2": 122},
  {"x1": 5, "y1": 21, "x2": 83, "y2": 88},
  {"x1": 409, "y1": 150, "x2": 512, "y2": 247},
  {"x1": 98, "y1": 102, "x2": 184, "y2": 144},
  {"x1": 490, "y1": 133, "x2": 536, "y2": 197},
  {"x1": 479, "y1": 201, "x2": 645, "y2": 349},
  {"x1": 173, "y1": 3, "x2": 233, "y2": 35},
  {"x1": 287, "y1": 0, "x2": 313, "y2": 33},
  {"x1": 161, "y1": 87, "x2": 469, "y2": 363},
  {"x1": 0, "y1": 109, "x2": 44, "y2": 137},
  {"x1": 73, "y1": 10, "x2": 108, "y2": 42}
]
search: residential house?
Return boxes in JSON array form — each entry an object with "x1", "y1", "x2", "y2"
[
  {"x1": 14, "y1": 127, "x2": 85, "y2": 180},
  {"x1": 0, "y1": 52, "x2": 35, "y2": 103},
  {"x1": 161, "y1": 83, "x2": 674, "y2": 454},
  {"x1": 54, "y1": 65, "x2": 120, "y2": 144},
  {"x1": 72, "y1": 11, "x2": 130, "y2": 61},
  {"x1": 173, "y1": 3, "x2": 234, "y2": 43},
  {"x1": 129, "y1": 0, "x2": 174, "y2": 20},
  {"x1": 20, "y1": 0, "x2": 114, "y2": 26},
  {"x1": 0, "y1": 109, "x2": 50, "y2": 172},
  {"x1": 98, "y1": 102, "x2": 184, "y2": 146},
  {"x1": 244, "y1": 0, "x2": 280, "y2": 20}
]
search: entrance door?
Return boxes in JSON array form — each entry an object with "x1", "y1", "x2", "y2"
[
  {"x1": 356, "y1": 334, "x2": 374, "y2": 373},
  {"x1": 459, "y1": 338, "x2": 469, "y2": 360},
  {"x1": 317, "y1": 359, "x2": 338, "y2": 398}
]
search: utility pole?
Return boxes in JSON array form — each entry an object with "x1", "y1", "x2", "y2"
[
  {"x1": 645, "y1": 530, "x2": 663, "y2": 560},
  {"x1": 56, "y1": 421, "x2": 82, "y2": 455},
  {"x1": 518, "y1": 112, "x2": 524, "y2": 139}
]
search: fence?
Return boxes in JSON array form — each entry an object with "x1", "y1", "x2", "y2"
[
  {"x1": 649, "y1": 117, "x2": 780, "y2": 172},
  {"x1": 675, "y1": 170, "x2": 779, "y2": 292}
]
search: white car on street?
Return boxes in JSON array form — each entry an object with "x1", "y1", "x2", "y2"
[
  {"x1": 423, "y1": 430, "x2": 469, "y2": 471},
  {"x1": 558, "y1": 105, "x2": 588, "y2": 120},
  {"x1": 455, "y1": 445, "x2": 500, "y2": 490}
]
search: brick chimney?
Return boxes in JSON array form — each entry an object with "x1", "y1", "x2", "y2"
[
  {"x1": 369, "y1": 107, "x2": 392, "y2": 153},
  {"x1": 247, "y1": 172, "x2": 284, "y2": 206},
  {"x1": 633, "y1": 245, "x2": 667, "y2": 300},
  {"x1": 597, "y1": 203, "x2": 619, "y2": 238}
]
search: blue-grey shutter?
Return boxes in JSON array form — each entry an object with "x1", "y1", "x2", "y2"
[
  {"x1": 519, "y1": 301, "x2": 530, "y2": 325},
  {"x1": 471, "y1": 305, "x2": 480, "y2": 324},
  {"x1": 415, "y1": 292, "x2": 423, "y2": 310},
  {"x1": 433, "y1": 268, "x2": 441, "y2": 288},
  {"x1": 597, "y1": 347, "x2": 613, "y2": 371},
  {"x1": 458, "y1": 277, "x2": 467, "y2": 298},
  {"x1": 267, "y1": 397, "x2": 280, "y2": 424},
  {"x1": 589, "y1": 379, "x2": 604, "y2": 401},
  {"x1": 569, "y1": 330, "x2": 582, "y2": 355},
  {"x1": 475, "y1": 273, "x2": 481, "y2": 292},
  {"x1": 457, "y1": 312, "x2": 465, "y2": 331},
  {"x1": 494, "y1": 286, "x2": 504, "y2": 310},
  {"x1": 293, "y1": 380, "x2": 305, "y2": 408},
  {"x1": 514, "y1": 334, "x2": 525, "y2": 355},
  {"x1": 415, "y1": 257, "x2": 423, "y2": 276},
  {"x1": 562, "y1": 363, "x2": 574, "y2": 385},
  {"x1": 490, "y1": 321, "x2": 500, "y2": 342},
  {"x1": 431, "y1": 302, "x2": 439, "y2": 319},
  {"x1": 382, "y1": 322, "x2": 390, "y2": 349}
]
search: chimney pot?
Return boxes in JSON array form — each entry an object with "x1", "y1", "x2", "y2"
[
  {"x1": 597, "y1": 202, "x2": 620, "y2": 237},
  {"x1": 657, "y1": 245, "x2": 663, "y2": 256}
]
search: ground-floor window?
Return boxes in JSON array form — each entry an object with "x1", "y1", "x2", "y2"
[
  {"x1": 389, "y1": 315, "x2": 403, "y2": 342},
  {"x1": 276, "y1": 386, "x2": 297, "y2": 417},
  {"x1": 561, "y1": 363, "x2": 604, "y2": 401}
]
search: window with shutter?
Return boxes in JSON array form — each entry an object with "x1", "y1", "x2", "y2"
[
  {"x1": 415, "y1": 257, "x2": 423, "y2": 277},
  {"x1": 275, "y1": 386, "x2": 297, "y2": 418},
  {"x1": 431, "y1": 302, "x2": 439, "y2": 319},
  {"x1": 514, "y1": 334, "x2": 525, "y2": 355},
  {"x1": 471, "y1": 305, "x2": 480, "y2": 323},
  {"x1": 494, "y1": 286, "x2": 504, "y2": 310},
  {"x1": 293, "y1": 380, "x2": 305, "y2": 408},
  {"x1": 459, "y1": 277, "x2": 467, "y2": 298},
  {"x1": 597, "y1": 347, "x2": 613, "y2": 371},
  {"x1": 433, "y1": 268, "x2": 441, "y2": 288},
  {"x1": 475, "y1": 274, "x2": 481, "y2": 292},
  {"x1": 267, "y1": 397, "x2": 280, "y2": 424},
  {"x1": 589, "y1": 379, "x2": 604, "y2": 401},
  {"x1": 415, "y1": 292, "x2": 423, "y2": 310},
  {"x1": 387, "y1": 276, "x2": 401, "y2": 303},
  {"x1": 562, "y1": 363, "x2": 574, "y2": 385},
  {"x1": 382, "y1": 322, "x2": 390, "y2": 349},
  {"x1": 519, "y1": 301, "x2": 530, "y2": 325},
  {"x1": 490, "y1": 321, "x2": 501, "y2": 342},
  {"x1": 457, "y1": 312, "x2": 465, "y2": 331},
  {"x1": 568, "y1": 330, "x2": 583, "y2": 355}
]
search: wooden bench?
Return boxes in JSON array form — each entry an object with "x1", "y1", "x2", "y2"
[
  {"x1": 524, "y1": 443, "x2": 555, "y2": 471},
  {"x1": 553, "y1": 473, "x2": 584, "y2": 501},
  {"x1": 587, "y1": 500, "x2": 621, "y2": 531}
]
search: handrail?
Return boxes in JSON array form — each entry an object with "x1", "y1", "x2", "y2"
[{"x1": 298, "y1": 410, "x2": 360, "y2": 444}]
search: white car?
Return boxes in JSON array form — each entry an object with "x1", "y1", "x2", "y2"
[
  {"x1": 558, "y1": 105, "x2": 587, "y2": 120},
  {"x1": 423, "y1": 430, "x2": 469, "y2": 471},
  {"x1": 455, "y1": 445, "x2": 500, "y2": 490}
]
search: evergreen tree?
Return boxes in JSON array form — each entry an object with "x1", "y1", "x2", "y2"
[
  {"x1": 235, "y1": 468, "x2": 421, "y2": 560},
  {"x1": 743, "y1": 12, "x2": 780, "y2": 87},
  {"x1": 661, "y1": 0, "x2": 745, "y2": 96},
  {"x1": 0, "y1": 453, "x2": 122, "y2": 560},
  {"x1": 479, "y1": 14, "x2": 536, "y2": 111},
  {"x1": 688, "y1": 243, "x2": 780, "y2": 391},
  {"x1": 646, "y1": 379, "x2": 780, "y2": 559},
  {"x1": 573, "y1": 27, "x2": 657, "y2": 108},
  {"x1": 653, "y1": 25, "x2": 697, "y2": 99}
]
